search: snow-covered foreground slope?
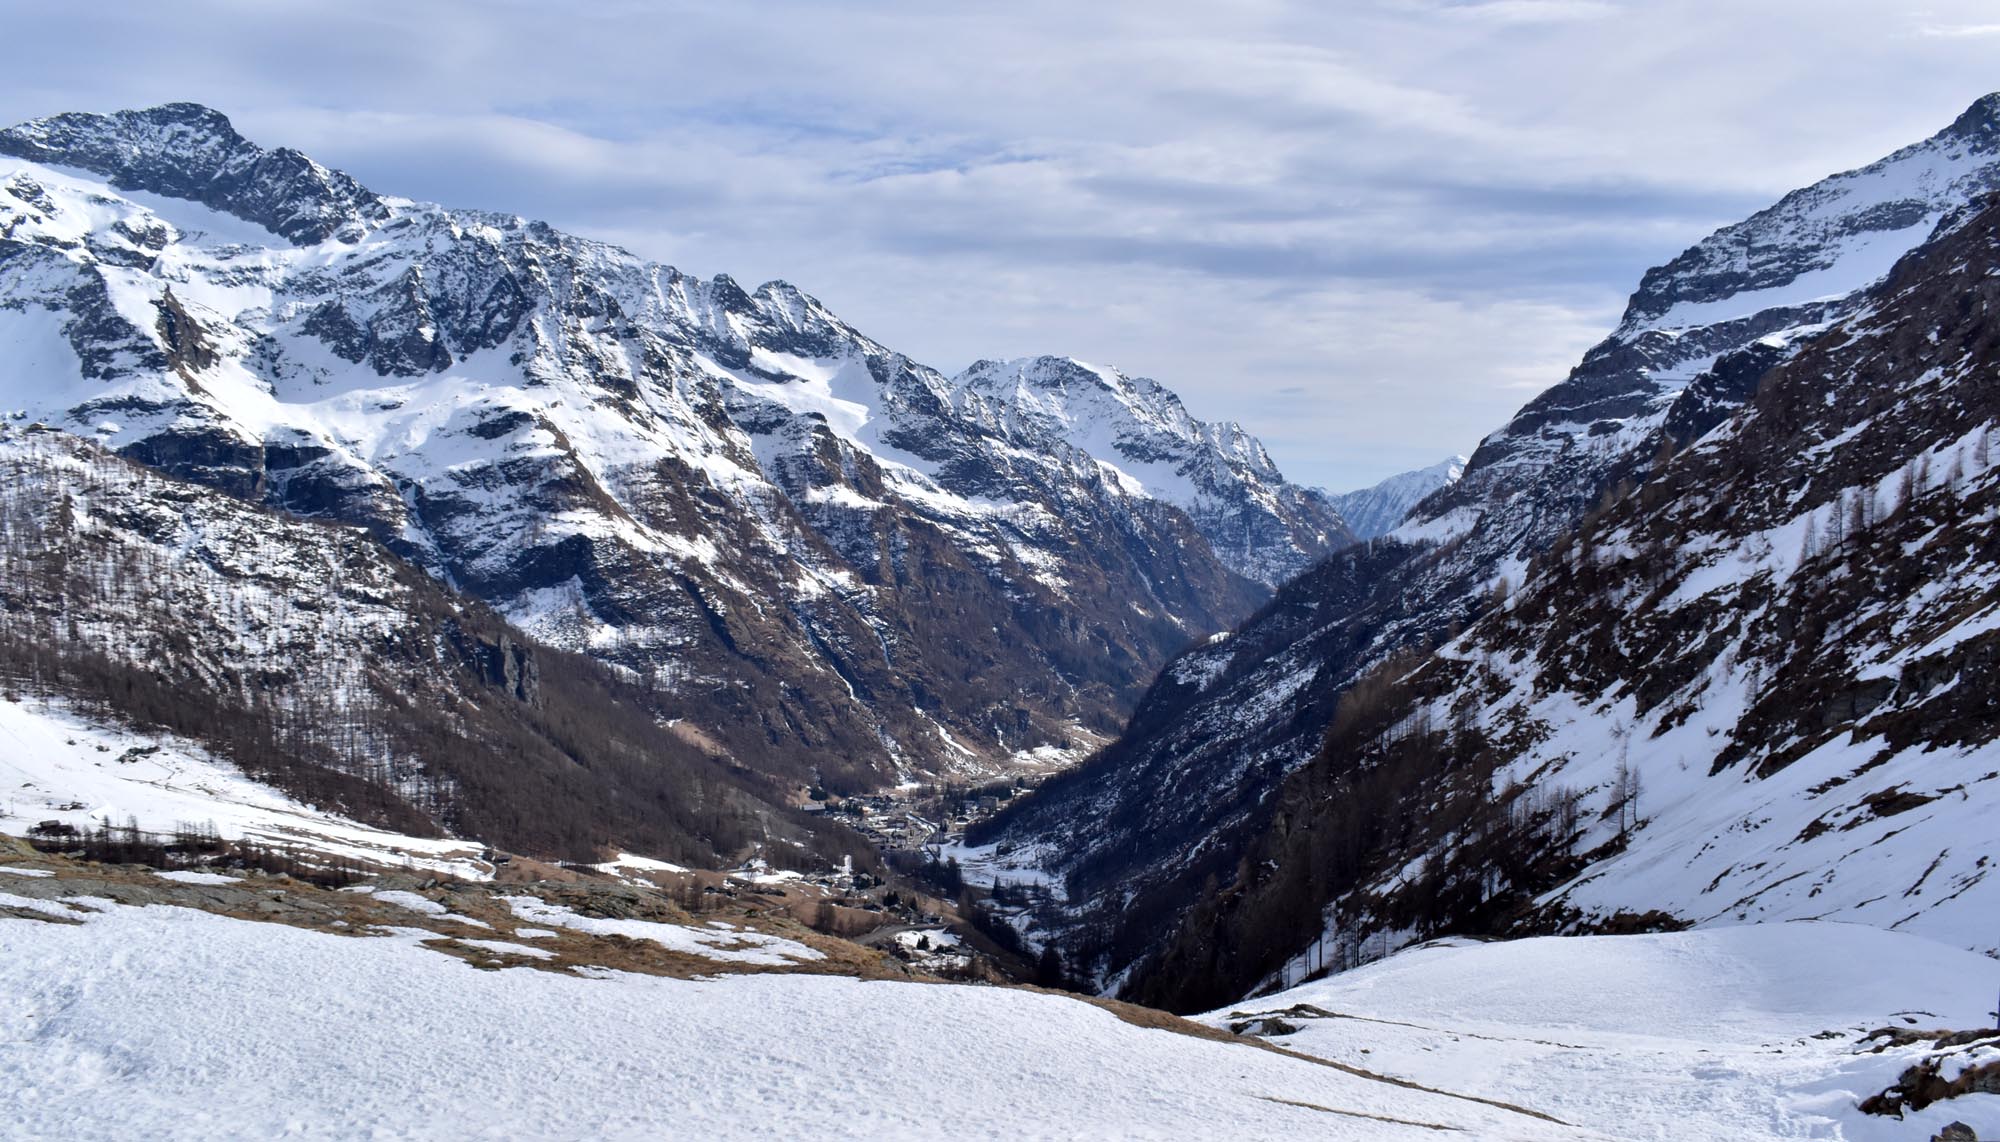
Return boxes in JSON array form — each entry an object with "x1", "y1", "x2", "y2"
[
  {"x1": 0, "y1": 897, "x2": 1585, "y2": 1141},
  {"x1": 1207, "y1": 924, "x2": 2000, "y2": 1141}
]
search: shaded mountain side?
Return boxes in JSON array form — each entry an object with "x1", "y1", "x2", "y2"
[
  {"x1": 0, "y1": 427, "x2": 867, "y2": 869},
  {"x1": 975, "y1": 92, "x2": 2000, "y2": 996},
  {"x1": 0, "y1": 103, "x2": 1339, "y2": 787},
  {"x1": 1126, "y1": 193, "x2": 2000, "y2": 1012}
]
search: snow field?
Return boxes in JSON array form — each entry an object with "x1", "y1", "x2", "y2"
[
  {"x1": 0, "y1": 899, "x2": 1591, "y2": 1140},
  {"x1": 1211, "y1": 923, "x2": 2000, "y2": 1141}
]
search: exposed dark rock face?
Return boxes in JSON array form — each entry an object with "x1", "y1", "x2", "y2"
[
  {"x1": 0, "y1": 103, "x2": 1346, "y2": 787},
  {"x1": 978, "y1": 92, "x2": 2000, "y2": 1000},
  {"x1": 1858, "y1": 1027, "x2": 2000, "y2": 1122},
  {"x1": 153, "y1": 289, "x2": 215, "y2": 372}
]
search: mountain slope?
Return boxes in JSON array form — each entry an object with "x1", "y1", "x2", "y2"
[
  {"x1": 0, "y1": 103, "x2": 1348, "y2": 788},
  {"x1": 976, "y1": 91, "x2": 2000, "y2": 997},
  {"x1": 1128, "y1": 179, "x2": 2000, "y2": 1013},
  {"x1": 1328, "y1": 456, "x2": 1465, "y2": 540},
  {"x1": 0, "y1": 426, "x2": 857, "y2": 867}
]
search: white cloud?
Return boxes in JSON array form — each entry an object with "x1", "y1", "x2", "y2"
[
  {"x1": 1432, "y1": 0, "x2": 1618, "y2": 24},
  {"x1": 0, "y1": 0, "x2": 1994, "y2": 487},
  {"x1": 1917, "y1": 22, "x2": 2000, "y2": 37}
]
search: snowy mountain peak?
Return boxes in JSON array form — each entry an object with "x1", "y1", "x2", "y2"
[
  {"x1": 951, "y1": 355, "x2": 1348, "y2": 583},
  {"x1": 1407, "y1": 91, "x2": 2000, "y2": 562},
  {"x1": 0, "y1": 102, "x2": 388, "y2": 245},
  {"x1": 1942, "y1": 90, "x2": 2000, "y2": 142},
  {"x1": 1618, "y1": 90, "x2": 2000, "y2": 337},
  {"x1": 0, "y1": 102, "x2": 1355, "y2": 780},
  {"x1": 954, "y1": 355, "x2": 1277, "y2": 483},
  {"x1": 1331, "y1": 455, "x2": 1466, "y2": 540}
]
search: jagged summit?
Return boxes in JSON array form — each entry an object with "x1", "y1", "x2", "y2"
[
  {"x1": 1618, "y1": 90, "x2": 2000, "y2": 335},
  {"x1": 952, "y1": 355, "x2": 1350, "y2": 585},
  {"x1": 0, "y1": 102, "x2": 388, "y2": 244},
  {"x1": 1943, "y1": 89, "x2": 2000, "y2": 141}
]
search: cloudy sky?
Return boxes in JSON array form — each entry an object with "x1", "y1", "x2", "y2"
[{"x1": 6, "y1": 1, "x2": 1998, "y2": 489}]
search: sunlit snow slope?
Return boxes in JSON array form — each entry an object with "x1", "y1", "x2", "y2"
[
  {"x1": 0, "y1": 894, "x2": 1586, "y2": 1141},
  {"x1": 0, "y1": 698, "x2": 488, "y2": 877},
  {"x1": 1209, "y1": 924, "x2": 2000, "y2": 1142}
]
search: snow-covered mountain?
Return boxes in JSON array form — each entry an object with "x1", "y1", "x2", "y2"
[
  {"x1": 0, "y1": 103, "x2": 1348, "y2": 787},
  {"x1": 953, "y1": 356, "x2": 1349, "y2": 584},
  {"x1": 976, "y1": 91, "x2": 2000, "y2": 1002},
  {"x1": 1133, "y1": 191, "x2": 2000, "y2": 1010},
  {"x1": 1328, "y1": 456, "x2": 1465, "y2": 540}
]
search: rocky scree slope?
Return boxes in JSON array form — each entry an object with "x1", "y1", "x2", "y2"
[
  {"x1": 0, "y1": 102, "x2": 1348, "y2": 788},
  {"x1": 1131, "y1": 189, "x2": 2000, "y2": 1011},
  {"x1": 976, "y1": 92, "x2": 2000, "y2": 997},
  {"x1": 0, "y1": 427, "x2": 860, "y2": 867}
]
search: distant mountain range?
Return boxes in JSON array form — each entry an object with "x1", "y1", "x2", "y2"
[{"x1": 1329, "y1": 456, "x2": 1465, "y2": 539}]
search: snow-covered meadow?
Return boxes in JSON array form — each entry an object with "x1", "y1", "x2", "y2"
[
  {"x1": 1211, "y1": 923, "x2": 2000, "y2": 1141},
  {"x1": 0, "y1": 894, "x2": 1589, "y2": 1141}
]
